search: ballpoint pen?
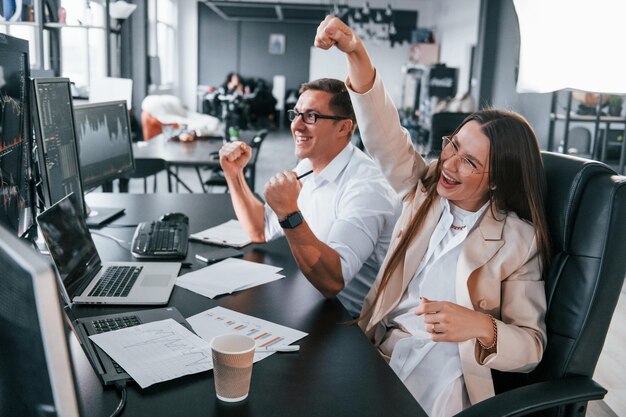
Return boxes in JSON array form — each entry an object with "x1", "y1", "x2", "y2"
[
  {"x1": 296, "y1": 170, "x2": 313, "y2": 180},
  {"x1": 256, "y1": 345, "x2": 300, "y2": 353}
]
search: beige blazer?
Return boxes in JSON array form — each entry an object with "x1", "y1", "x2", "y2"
[{"x1": 348, "y1": 74, "x2": 547, "y2": 405}]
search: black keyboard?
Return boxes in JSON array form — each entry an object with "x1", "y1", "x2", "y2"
[
  {"x1": 88, "y1": 265, "x2": 143, "y2": 297},
  {"x1": 92, "y1": 315, "x2": 141, "y2": 373},
  {"x1": 131, "y1": 219, "x2": 189, "y2": 259}
]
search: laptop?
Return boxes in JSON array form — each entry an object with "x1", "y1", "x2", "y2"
[
  {"x1": 67, "y1": 306, "x2": 192, "y2": 385},
  {"x1": 37, "y1": 193, "x2": 181, "y2": 305}
]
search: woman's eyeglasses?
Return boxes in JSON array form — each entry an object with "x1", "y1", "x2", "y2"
[
  {"x1": 441, "y1": 136, "x2": 487, "y2": 177},
  {"x1": 288, "y1": 109, "x2": 350, "y2": 125}
]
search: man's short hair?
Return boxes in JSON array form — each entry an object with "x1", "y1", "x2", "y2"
[{"x1": 299, "y1": 78, "x2": 357, "y2": 135}]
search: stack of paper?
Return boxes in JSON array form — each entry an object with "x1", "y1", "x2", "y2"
[
  {"x1": 189, "y1": 219, "x2": 252, "y2": 248},
  {"x1": 176, "y1": 257, "x2": 284, "y2": 298}
]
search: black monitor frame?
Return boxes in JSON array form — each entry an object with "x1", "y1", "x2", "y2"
[
  {"x1": 0, "y1": 224, "x2": 80, "y2": 416},
  {"x1": 0, "y1": 33, "x2": 36, "y2": 239},
  {"x1": 31, "y1": 77, "x2": 86, "y2": 215},
  {"x1": 73, "y1": 100, "x2": 135, "y2": 190}
]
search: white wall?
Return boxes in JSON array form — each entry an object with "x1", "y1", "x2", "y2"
[
  {"x1": 177, "y1": 0, "x2": 198, "y2": 110},
  {"x1": 309, "y1": 42, "x2": 411, "y2": 106},
  {"x1": 431, "y1": 0, "x2": 480, "y2": 96}
]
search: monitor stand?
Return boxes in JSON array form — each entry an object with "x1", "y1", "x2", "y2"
[{"x1": 85, "y1": 202, "x2": 125, "y2": 228}]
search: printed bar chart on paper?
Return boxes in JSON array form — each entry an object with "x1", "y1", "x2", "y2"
[{"x1": 187, "y1": 306, "x2": 307, "y2": 360}]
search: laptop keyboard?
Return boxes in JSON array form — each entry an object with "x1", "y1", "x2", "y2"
[
  {"x1": 88, "y1": 265, "x2": 143, "y2": 297},
  {"x1": 131, "y1": 220, "x2": 189, "y2": 259},
  {"x1": 92, "y1": 316, "x2": 141, "y2": 373}
]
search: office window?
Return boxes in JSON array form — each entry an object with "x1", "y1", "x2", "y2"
[
  {"x1": 58, "y1": 0, "x2": 107, "y2": 89},
  {"x1": 148, "y1": 0, "x2": 177, "y2": 89},
  {"x1": 59, "y1": 27, "x2": 106, "y2": 88}
]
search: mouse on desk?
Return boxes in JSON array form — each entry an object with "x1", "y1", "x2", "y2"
[{"x1": 160, "y1": 212, "x2": 189, "y2": 224}]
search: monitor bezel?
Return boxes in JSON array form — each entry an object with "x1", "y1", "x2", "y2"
[
  {"x1": 73, "y1": 99, "x2": 136, "y2": 190},
  {"x1": 0, "y1": 225, "x2": 80, "y2": 417},
  {"x1": 31, "y1": 77, "x2": 87, "y2": 216}
]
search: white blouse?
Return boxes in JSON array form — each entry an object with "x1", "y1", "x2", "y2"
[{"x1": 384, "y1": 198, "x2": 488, "y2": 417}]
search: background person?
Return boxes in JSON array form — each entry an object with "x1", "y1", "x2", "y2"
[{"x1": 222, "y1": 72, "x2": 245, "y2": 94}]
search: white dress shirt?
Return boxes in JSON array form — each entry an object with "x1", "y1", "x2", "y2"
[
  {"x1": 385, "y1": 199, "x2": 488, "y2": 417},
  {"x1": 264, "y1": 143, "x2": 400, "y2": 317}
]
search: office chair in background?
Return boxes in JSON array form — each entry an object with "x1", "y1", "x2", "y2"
[
  {"x1": 559, "y1": 126, "x2": 592, "y2": 159},
  {"x1": 204, "y1": 129, "x2": 268, "y2": 193},
  {"x1": 457, "y1": 152, "x2": 626, "y2": 417},
  {"x1": 120, "y1": 158, "x2": 166, "y2": 193}
]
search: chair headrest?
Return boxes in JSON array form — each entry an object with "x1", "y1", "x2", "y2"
[{"x1": 542, "y1": 151, "x2": 616, "y2": 251}]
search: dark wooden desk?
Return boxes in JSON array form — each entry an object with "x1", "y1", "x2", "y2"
[{"x1": 79, "y1": 193, "x2": 426, "y2": 417}]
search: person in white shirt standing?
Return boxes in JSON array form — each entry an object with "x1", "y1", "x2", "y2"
[{"x1": 219, "y1": 78, "x2": 400, "y2": 317}]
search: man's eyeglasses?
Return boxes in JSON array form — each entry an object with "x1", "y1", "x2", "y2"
[
  {"x1": 288, "y1": 109, "x2": 350, "y2": 125},
  {"x1": 441, "y1": 136, "x2": 487, "y2": 177}
]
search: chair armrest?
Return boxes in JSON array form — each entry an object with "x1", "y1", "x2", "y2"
[{"x1": 454, "y1": 377, "x2": 606, "y2": 417}]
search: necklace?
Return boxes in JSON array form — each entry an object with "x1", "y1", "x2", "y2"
[{"x1": 450, "y1": 224, "x2": 466, "y2": 231}]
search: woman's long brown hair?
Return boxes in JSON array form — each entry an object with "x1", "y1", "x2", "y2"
[{"x1": 360, "y1": 109, "x2": 551, "y2": 322}]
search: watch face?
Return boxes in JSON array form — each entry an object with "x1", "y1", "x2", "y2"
[{"x1": 280, "y1": 211, "x2": 303, "y2": 229}]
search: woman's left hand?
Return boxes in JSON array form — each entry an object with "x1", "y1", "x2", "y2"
[{"x1": 416, "y1": 297, "x2": 494, "y2": 343}]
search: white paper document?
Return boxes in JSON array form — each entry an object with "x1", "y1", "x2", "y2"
[
  {"x1": 189, "y1": 220, "x2": 252, "y2": 247},
  {"x1": 176, "y1": 257, "x2": 284, "y2": 298},
  {"x1": 187, "y1": 306, "x2": 308, "y2": 361},
  {"x1": 89, "y1": 319, "x2": 213, "y2": 389}
]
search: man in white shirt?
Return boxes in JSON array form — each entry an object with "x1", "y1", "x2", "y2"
[{"x1": 219, "y1": 78, "x2": 400, "y2": 316}]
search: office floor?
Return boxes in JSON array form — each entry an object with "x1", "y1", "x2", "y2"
[{"x1": 120, "y1": 128, "x2": 625, "y2": 417}]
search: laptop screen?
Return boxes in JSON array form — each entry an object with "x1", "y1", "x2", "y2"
[{"x1": 37, "y1": 193, "x2": 101, "y2": 299}]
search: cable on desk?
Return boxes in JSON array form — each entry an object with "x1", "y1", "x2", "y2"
[
  {"x1": 91, "y1": 231, "x2": 131, "y2": 250},
  {"x1": 109, "y1": 382, "x2": 127, "y2": 417}
]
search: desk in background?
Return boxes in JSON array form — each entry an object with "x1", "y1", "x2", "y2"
[
  {"x1": 79, "y1": 193, "x2": 426, "y2": 417},
  {"x1": 132, "y1": 132, "x2": 259, "y2": 192}
]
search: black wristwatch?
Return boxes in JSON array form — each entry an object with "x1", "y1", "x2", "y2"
[{"x1": 279, "y1": 211, "x2": 303, "y2": 229}]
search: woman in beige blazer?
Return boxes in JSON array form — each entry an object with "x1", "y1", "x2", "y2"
[{"x1": 315, "y1": 17, "x2": 551, "y2": 416}]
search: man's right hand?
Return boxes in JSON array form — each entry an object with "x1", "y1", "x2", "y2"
[{"x1": 219, "y1": 141, "x2": 251, "y2": 178}]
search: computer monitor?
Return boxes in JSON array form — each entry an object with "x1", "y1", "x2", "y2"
[
  {"x1": 0, "y1": 224, "x2": 80, "y2": 417},
  {"x1": 31, "y1": 77, "x2": 86, "y2": 215},
  {"x1": 0, "y1": 33, "x2": 36, "y2": 238},
  {"x1": 73, "y1": 100, "x2": 135, "y2": 190}
]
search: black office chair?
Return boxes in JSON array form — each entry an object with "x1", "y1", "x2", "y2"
[
  {"x1": 457, "y1": 152, "x2": 626, "y2": 417},
  {"x1": 428, "y1": 112, "x2": 471, "y2": 157},
  {"x1": 121, "y1": 158, "x2": 166, "y2": 193},
  {"x1": 204, "y1": 129, "x2": 268, "y2": 193}
]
